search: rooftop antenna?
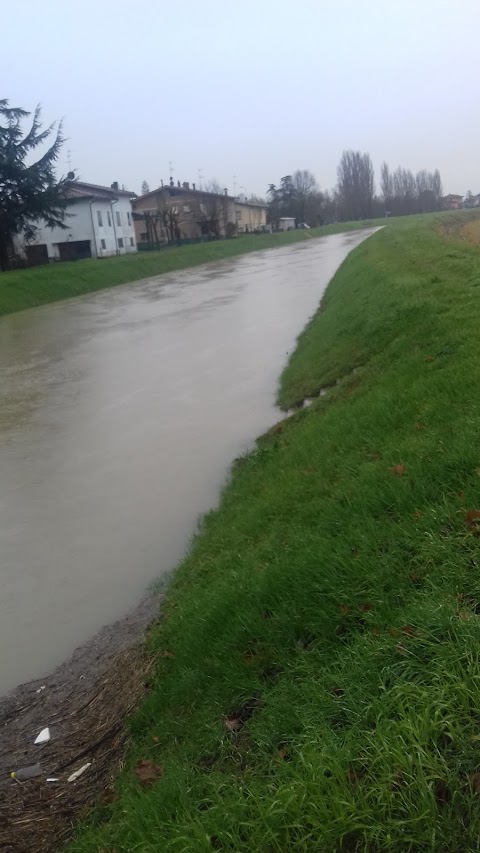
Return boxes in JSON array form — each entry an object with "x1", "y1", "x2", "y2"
[
  {"x1": 67, "y1": 149, "x2": 73, "y2": 171},
  {"x1": 233, "y1": 175, "x2": 238, "y2": 196},
  {"x1": 240, "y1": 185, "x2": 247, "y2": 200},
  {"x1": 169, "y1": 161, "x2": 175, "y2": 180},
  {"x1": 198, "y1": 168, "x2": 204, "y2": 190}
]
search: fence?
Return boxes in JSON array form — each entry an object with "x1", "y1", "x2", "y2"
[{"x1": 137, "y1": 235, "x2": 222, "y2": 253}]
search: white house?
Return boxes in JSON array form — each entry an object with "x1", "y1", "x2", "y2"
[{"x1": 17, "y1": 181, "x2": 137, "y2": 265}]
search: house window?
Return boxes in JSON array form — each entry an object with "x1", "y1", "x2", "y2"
[
  {"x1": 117, "y1": 237, "x2": 124, "y2": 248},
  {"x1": 130, "y1": 237, "x2": 134, "y2": 246},
  {"x1": 97, "y1": 210, "x2": 103, "y2": 227},
  {"x1": 127, "y1": 212, "x2": 131, "y2": 226},
  {"x1": 100, "y1": 239, "x2": 106, "y2": 249},
  {"x1": 116, "y1": 211, "x2": 121, "y2": 226},
  {"x1": 183, "y1": 205, "x2": 190, "y2": 213},
  {"x1": 107, "y1": 211, "x2": 112, "y2": 227},
  {"x1": 140, "y1": 232, "x2": 148, "y2": 241}
]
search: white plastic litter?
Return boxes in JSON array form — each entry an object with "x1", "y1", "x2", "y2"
[
  {"x1": 46, "y1": 776, "x2": 59, "y2": 782},
  {"x1": 67, "y1": 762, "x2": 91, "y2": 782},
  {"x1": 35, "y1": 686, "x2": 46, "y2": 693},
  {"x1": 34, "y1": 727, "x2": 50, "y2": 744}
]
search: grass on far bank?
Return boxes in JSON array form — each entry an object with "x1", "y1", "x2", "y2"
[
  {"x1": 68, "y1": 209, "x2": 480, "y2": 852},
  {"x1": 0, "y1": 218, "x2": 390, "y2": 317}
]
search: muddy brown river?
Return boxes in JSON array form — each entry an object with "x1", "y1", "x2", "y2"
[{"x1": 0, "y1": 230, "x2": 375, "y2": 695}]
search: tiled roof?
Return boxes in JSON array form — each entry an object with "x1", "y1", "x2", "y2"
[
  {"x1": 65, "y1": 181, "x2": 136, "y2": 201},
  {"x1": 135, "y1": 185, "x2": 266, "y2": 209}
]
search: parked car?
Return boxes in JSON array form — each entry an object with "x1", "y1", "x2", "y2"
[{"x1": 297, "y1": 222, "x2": 311, "y2": 229}]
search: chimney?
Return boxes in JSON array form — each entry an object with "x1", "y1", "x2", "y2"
[
  {"x1": 224, "y1": 187, "x2": 228, "y2": 196},
  {"x1": 192, "y1": 182, "x2": 196, "y2": 191},
  {"x1": 182, "y1": 181, "x2": 190, "y2": 190},
  {"x1": 177, "y1": 180, "x2": 181, "y2": 188},
  {"x1": 111, "y1": 181, "x2": 119, "y2": 191},
  {"x1": 161, "y1": 179, "x2": 164, "y2": 187},
  {"x1": 169, "y1": 177, "x2": 174, "y2": 187}
]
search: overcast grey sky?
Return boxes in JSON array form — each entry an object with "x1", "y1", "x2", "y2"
[{"x1": 2, "y1": 0, "x2": 478, "y2": 197}]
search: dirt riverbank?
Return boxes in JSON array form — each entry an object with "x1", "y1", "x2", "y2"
[{"x1": 0, "y1": 593, "x2": 161, "y2": 853}]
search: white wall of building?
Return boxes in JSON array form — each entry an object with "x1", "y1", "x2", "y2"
[
  {"x1": 24, "y1": 200, "x2": 93, "y2": 258},
  {"x1": 108, "y1": 196, "x2": 137, "y2": 255},
  {"x1": 91, "y1": 200, "x2": 118, "y2": 257},
  {"x1": 16, "y1": 195, "x2": 137, "y2": 261}
]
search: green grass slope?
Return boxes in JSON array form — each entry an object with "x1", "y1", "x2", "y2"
[
  {"x1": 0, "y1": 219, "x2": 385, "y2": 318},
  {"x1": 70, "y1": 211, "x2": 480, "y2": 852}
]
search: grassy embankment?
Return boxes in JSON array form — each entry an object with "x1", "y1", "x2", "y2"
[
  {"x1": 69, "y1": 210, "x2": 480, "y2": 851},
  {"x1": 0, "y1": 218, "x2": 388, "y2": 317}
]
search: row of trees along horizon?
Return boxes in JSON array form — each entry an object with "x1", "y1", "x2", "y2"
[
  {"x1": 140, "y1": 154, "x2": 446, "y2": 228},
  {"x1": 266, "y1": 151, "x2": 445, "y2": 227}
]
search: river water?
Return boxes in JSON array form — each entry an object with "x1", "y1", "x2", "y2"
[{"x1": 0, "y1": 230, "x2": 375, "y2": 695}]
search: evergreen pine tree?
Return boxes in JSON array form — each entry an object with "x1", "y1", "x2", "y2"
[{"x1": 0, "y1": 100, "x2": 68, "y2": 270}]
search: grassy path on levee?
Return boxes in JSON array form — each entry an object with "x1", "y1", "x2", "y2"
[
  {"x1": 0, "y1": 219, "x2": 385, "y2": 318},
  {"x1": 63, "y1": 209, "x2": 480, "y2": 850}
]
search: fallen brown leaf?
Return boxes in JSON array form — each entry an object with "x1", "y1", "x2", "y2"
[
  {"x1": 339, "y1": 604, "x2": 349, "y2": 615},
  {"x1": 99, "y1": 787, "x2": 118, "y2": 806},
  {"x1": 134, "y1": 759, "x2": 164, "y2": 786},
  {"x1": 465, "y1": 510, "x2": 480, "y2": 527},
  {"x1": 224, "y1": 717, "x2": 242, "y2": 732},
  {"x1": 388, "y1": 464, "x2": 405, "y2": 477},
  {"x1": 425, "y1": 355, "x2": 434, "y2": 363},
  {"x1": 162, "y1": 648, "x2": 175, "y2": 658}
]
